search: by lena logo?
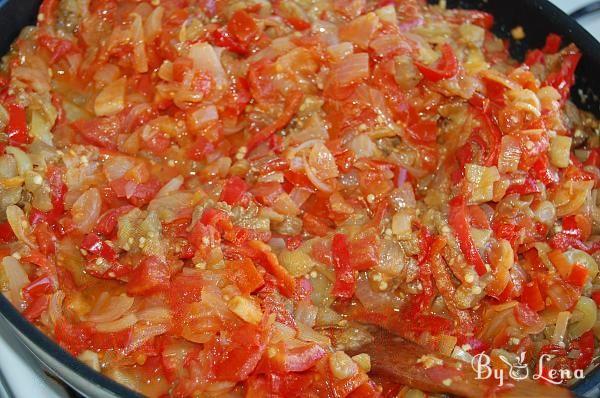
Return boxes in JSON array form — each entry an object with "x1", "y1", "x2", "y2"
[{"x1": 471, "y1": 352, "x2": 585, "y2": 386}]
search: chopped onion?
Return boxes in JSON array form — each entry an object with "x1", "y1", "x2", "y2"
[
  {"x1": 2, "y1": 256, "x2": 29, "y2": 311},
  {"x1": 71, "y1": 188, "x2": 102, "y2": 233},
  {"x1": 87, "y1": 293, "x2": 135, "y2": 323},
  {"x1": 189, "y1": 42, "x2": 228, "y2": 92},
  {"x1": 49, "y1": 290, "x2": 65, "y2": 325},
  {"x1": 95, "y1": 313, "x2": 138, "y2": 333},
  {"x1": 498, "y1": 135, "x2": 521, "y2": 173},
  {"x1": 569, "y1": 297, "x2": 597, "y2": 339},
  {"x1": 552, "y1": 311, "x2": 571, "y2": 344},
  {"x1": 339, "y1": 12, "x2": 379, "y2": 50},
  {"x1": 330, "y1": 53, "x2": 370, "y2": 87},
  {"x1": 549, "y1": 135, "x2": 572, "y2": 169},
  {"x1": 6, "y1": 205, "x2": 34, "y2": 247},
  {"x1": 156, "y1": 175, "x2": 184, "y2": 198},
  {"x1": 94, "y1": 77, "x2": 126, "y2": 117},
  {"x1": 5, "y1": 146, "x2": 32, "y2": 175},
  {"x1": 124, "y1": 323, "x2": 169, "y2": 354}
]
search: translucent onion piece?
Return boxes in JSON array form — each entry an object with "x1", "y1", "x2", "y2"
[
  {"x1": 71, "y1": 187, "x2": 102, "y2": 233},
  {"x1": 87, "y1": 293, "x2": 135, "y2": 323},
  {"x1": 124, "y1": 323, "x2": 169, "y2": 354},
  {"x1": 569, "y1": 297, "x2": 597, "y2": 339},
  {"x1": 94, "y1": 77, "x2": 126, "y2": 116},
  {"x1": 95, "y1": 313, "x2": 138, "y2": 333},
  {"x1": 2, "y1": 256, "x2": 29, "y2": 311},
  {"x1": 6, "y1": 205, "x2": 34, "y2": 247}
]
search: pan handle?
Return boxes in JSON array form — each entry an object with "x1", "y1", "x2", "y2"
[{"x1": 570, "y1": 1, "x2": 600, "y2": 19}]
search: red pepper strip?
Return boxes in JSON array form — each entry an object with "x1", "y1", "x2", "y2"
[
  {"x1": 5, "y1": 103, "x2": 30, "y2": 146},
  {"x1": 543, "y1": 33, "x2": 562, "y2": 54},
  {"x1": 332, "y1": 233, "x2": 355, "y2": 299},
  {"x1": 545, "y1": 47, "x2": 581, "y2": 101},
  {"x1": 448, "y1": 195, "x2": 487, "y2": 276},
  {"x1": 246, "y1": 91, "x2": 304, "y2": 153},
  {"x1": 572, "y1": 331, "x2": 595, "y2": 370},
  {"x1": 414, "y1": 44, "x2": 458, "y2": 82}
]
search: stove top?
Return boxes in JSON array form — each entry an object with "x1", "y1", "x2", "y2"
[{"x1": 0, "y1": 1, "x2": 599, "y2": 398}]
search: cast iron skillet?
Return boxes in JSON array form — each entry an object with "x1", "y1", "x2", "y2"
[{"x1": 0, "y1": 1, "x2": 599, "y2": 397}]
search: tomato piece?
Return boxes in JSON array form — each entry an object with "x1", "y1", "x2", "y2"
[
  {"x1": 562, "y1": 214, "x2": 592, "y2": 241},
  {"x1": 23, "y1": 294, "x2": 50, "y2": 321},
  {"x1": 220, "y1": 176, "x2": 249, "y2": 206},
  {"x1": 169, "y1": 273, "x2": 204, "y2": 310},
  {"x1": 187, "y1": 135, "x2": 216, "y2": 161},
  {"x1": 0, "y1": 221, "x2": 16, "y2": 243},
  {"x1": 33, "y1": 221, "x2": 57, "y2": 255},
  {"x1": 38, "y1": 0, "x2": 59, "y2": 26},
  {"x1": 227, "y1": 10, "x2": 260, "y2": 44},
  {"x1": 331, "y1": 233, "x2": 355, "y2": 299},
  {"x1": 126, "y1": 256, "x2": 171, "y2": 296},
  {"x1": 226, "y1": 258, "x2": 265, "y2": 295},
  {"x1": 525, "y1": 49, "x2": 544, "y2": 66},
  {"x1": 5, "y1": 103, "x2": 30, "y2": 146},
  {"x1": 210, "y1": 323, "x2": 266, "y2": 381},
  {"x1": 54, "y1": 318, "x2": 93, "y2": 355},
  {"x1": 448, "y1": 196, "x2": 487, "y2": 276},
  {"x1": 349, "y1": 233, "x2": 379, "y2": 271},
  {"x1": 520, "y1": 281, "x2": 545, "y2": 312},
  {"x1": 414, "y1": 44, "x2": 458, "y2": 82}
]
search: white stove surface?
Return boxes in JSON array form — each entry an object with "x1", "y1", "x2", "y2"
[{"x1": 0, "y1": 1, "x2": 598, "y2": 398}]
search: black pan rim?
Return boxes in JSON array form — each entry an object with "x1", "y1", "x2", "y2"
[{"x1": 0, "y1": 0, "x2": 599, "y2": 397}]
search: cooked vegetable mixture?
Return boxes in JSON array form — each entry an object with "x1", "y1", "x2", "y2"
[{"x1": 0, "y1": 0, "x2": 599, "y2": 396}]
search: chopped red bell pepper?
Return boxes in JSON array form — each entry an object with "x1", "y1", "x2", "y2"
[
  {"x1": 545, "y1": 47, "x2": 581, "y2": 101},
  {"x1": 332, "y1": 233, "x2": 355, "y2": 298},
  {"x1": 414, "y1": 44, "x2": 458, "y2": 82},
  {"x1": 567, "y1": 263, "x2": 589, "y2": 288},
  {"x1": 520, "y1": 280, "x2": 545, "y2": 312},
  {"x1": 448, "y1": 195, "x2": 487, "y2": 276},
  {"x1": 226, "y1": 258, "x2": 265, "y2": 295},
  {"x1": 5, "y1": 103, "x2": 30, "y2": 146},
  {"x1": 543, "y1": 33, "x2": 562, "y2": 54}
]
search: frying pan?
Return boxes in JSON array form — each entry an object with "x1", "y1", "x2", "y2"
[{"x1": 0, "y1": 1, "x2": 599, "y2": 397}]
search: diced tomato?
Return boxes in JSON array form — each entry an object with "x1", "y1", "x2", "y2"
[
  {"x1": 169, "y1": 273, "x2": 204, "y2": 309},
  {"x1": 349, "y1": 233, "x2": 379, "y2": 271},
  {"x1": 227, "y1": 10, "x2": 260, "y2": 44},
  {"x1": 126, "y1": 256, "x2": 171, "y2": 296},
  {"x1": 448, "y1": 196, "x2": 487, "y2": 276},
  {"x1": 23, "y1": 294, "x2": 50, "y2": 321},
  {"x1": 187, "y1": 136, "x2": 215, "y2": 160},
  {"x1": 414, "y1": 44, "x2": 458, "y2": 82},
  {"x1": 220, "y1": 176, "x2": 249, "y2": 206},
  {"x1": 0, "y1": 221, "x2": 16, "y2": 243},
  {"x1": 331, "y1": 233, "x2": 355, "y2": 298},
  {"x1": 209, "y1": 323, "x2": 266, "y2": 381},
  {"x1": 81, "y1": 233, "x2": 118, "y2": 262},
  {"x1": 525, "y1": 49, "x2": 544, "y2": 66},
  {"x1": 22, "y1": 275, "x2": 54, "y2": 302},
  {"x1": 54, "y1": 318, "x2": 93, "y2": 355},
  {"x1": 226, "y1": 258, "x2": 265, "y2": 295}
]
